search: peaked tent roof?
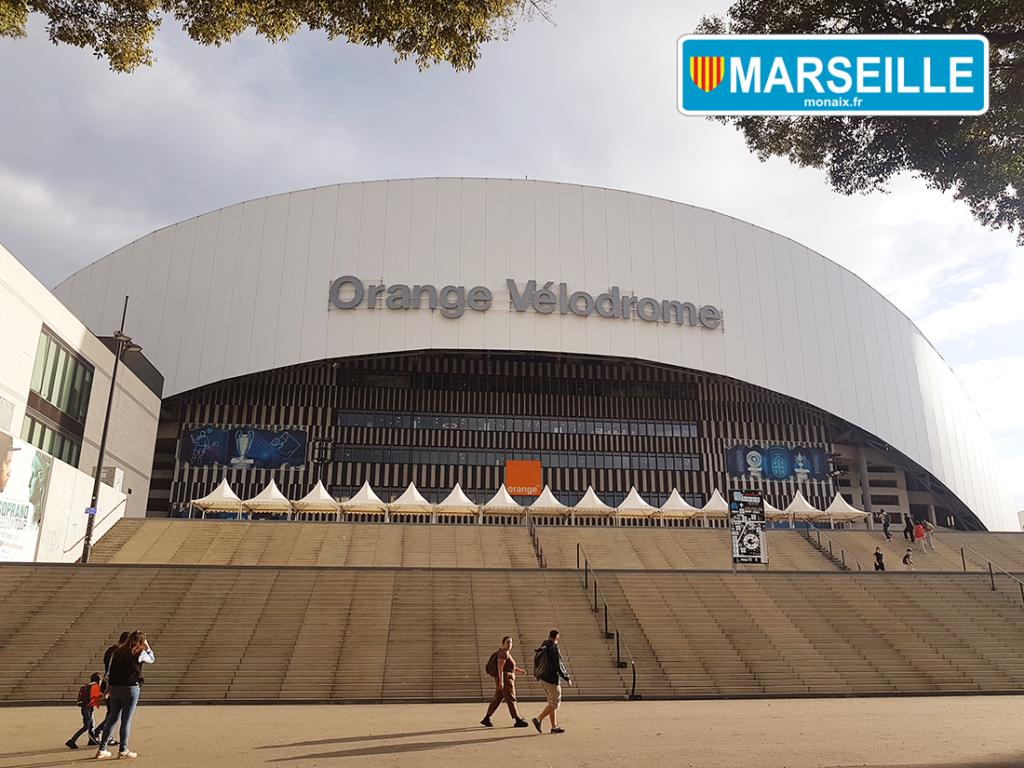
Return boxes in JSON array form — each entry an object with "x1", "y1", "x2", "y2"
[
  {"x1": 481, "y1": 484, "x2": 524, "y2": 512},
  {"x1": 701, "y1": 488, "x2": 730, "y2": 517},
  {"x1": 574, "y1": 486, "x2": 613, "y2": 514},
  {"x1": 529, "y1": 485, "x2": 570, "y2": 514},
  {"x1": 786, "y1": 489, "x2": 822, "y2": 517},
  {"x1": 618, "y1": 487, "x2": 659, "y2": 517},
  {"x1": 660, "y1": 488, "x2": 700, "y2": 519},
  {"x1": 436, "y1": 483, "x2": 479, "y2": 514},
  {"x1": 192, "y1": 478, "x2": 243, "y2": 511},
  {"x1": 342, "y1": 480, "x2": 388, "y2": 512},
  {"x1": 241, "y1": 478, "x2": 292, "y2": 511},
  {"x1": 824, "y1": 493, "x2": 870, "y2": 521},
  {"x1": 389, "y1": 482, "x2": 434, "y2": 513},
  {"x1": 292, "y1": 480, "x2": 340, "y2": 511}
]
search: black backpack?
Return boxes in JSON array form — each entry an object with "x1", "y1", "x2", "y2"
[
  {"x1": 533, "y1": 644, "x2": 550, "y2": 680},
  {"x1": 485, "y1": 649, "x2": 502, "y2": 678}
]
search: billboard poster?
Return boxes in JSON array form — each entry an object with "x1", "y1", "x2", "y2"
[
  {"x1": 505, "y1": 460, "x2": 542, "y2": 496},
  {"x1": 730, "y1": 489, "x2": 767, "y2": 565},
  {"x1": 725, "y1": 444, "x2": 828, "y2": 482},
  {"x1": 0, "y1": 431, "x2": 54, "y2": 562},
  {"x1": 179, "y1": 427, "x2": 308, "y2": 469}
]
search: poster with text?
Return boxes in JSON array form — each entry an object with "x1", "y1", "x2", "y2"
[{"x1": 0, "y1": 431, "x2": 54, "y2": 562}]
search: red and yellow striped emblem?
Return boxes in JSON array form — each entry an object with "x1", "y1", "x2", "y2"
[{"x1": 690, "y1": 56, "x2": 725, "y2": 92}]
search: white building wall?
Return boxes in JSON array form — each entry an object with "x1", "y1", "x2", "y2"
[
  {"x1": 0, "y1": 242, "x2": 160, "y2": 524},
  {"x1": 50, "y1": 179, "x2": 1019, "y2": 531}
]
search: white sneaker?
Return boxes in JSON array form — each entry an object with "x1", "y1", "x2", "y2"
[
  {"x1": 95, "y1": 749, "x2": 112, "y2": 759},
  {"x1": 118, "y1": 752, "x2": 137, "y2": 759}
]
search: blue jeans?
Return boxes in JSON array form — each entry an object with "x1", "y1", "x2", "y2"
[
  {"x1": 98, "y1": 685, "x2": 140, "y2": 752},
  {"x1": 69, "y1": 707, "x2": 96, "y2": 743}
]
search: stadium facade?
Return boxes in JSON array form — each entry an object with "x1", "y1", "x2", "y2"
[{"x1": 52, "y1": 179, "x2": 1018, "y2": 531}]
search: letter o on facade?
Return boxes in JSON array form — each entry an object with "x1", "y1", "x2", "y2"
[
  {"x1": 637, "y1": 297, "x2": 662, "y2": 322},
  {"x1": 569, "y1": 291, "x2": 595, "y2": 316},
  {"x1": 330, "y1": 275, "x2": 364, "y2": 309}
]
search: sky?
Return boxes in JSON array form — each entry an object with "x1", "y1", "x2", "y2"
[{"x1": 0, "y1": 0, "x2": 1021, "y2": 510}]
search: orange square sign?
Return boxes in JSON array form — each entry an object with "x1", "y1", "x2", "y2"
[{"x1": 505, "y1": 460, "x2": 542, "y2": 496}]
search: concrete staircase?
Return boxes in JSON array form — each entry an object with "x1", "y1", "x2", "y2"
[
  {"x1": 89, "y1": 520, "x2": 540, "y2": 569},
  {"x1": 0, "y1": 564, "x2": 632, "y2": 704}
]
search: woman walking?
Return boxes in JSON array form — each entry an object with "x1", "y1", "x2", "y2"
[{"x1": 95, "y1": 631, "x2": 154, "y2": 759}]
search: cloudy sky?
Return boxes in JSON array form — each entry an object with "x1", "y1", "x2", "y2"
[{"x1": 1, "y1": 0, "x2": 1021, "y2": 509}]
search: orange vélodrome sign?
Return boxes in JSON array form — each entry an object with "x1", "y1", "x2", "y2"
[{"x1": 690, "y1": 56, "x2": 725, "y2": 92}]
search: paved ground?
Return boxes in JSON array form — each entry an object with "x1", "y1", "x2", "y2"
[{"x1": 3, "y1": 696, "x2": 1023, "y2": 768}]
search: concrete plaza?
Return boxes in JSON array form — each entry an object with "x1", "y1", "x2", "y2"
[{"x1": 2, "y1": 696, "x2": 1023, "y2": 768}]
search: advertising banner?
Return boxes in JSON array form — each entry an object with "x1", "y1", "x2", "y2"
[
  {"x1": 0, "y1": 431, "x2": 54, "y2": 562},
  {"x1": 725, "y1": 444, "x2": 828, "y2": 482},
  {"x1": 180, "y1": 427, "x2": 308, "y2": 469},
  {"x1": 730, "y1": 489, "x2": 767, "y2": 565},
  {"x1": 505, "y1": 460, "x2": 542, "y2": 496}
]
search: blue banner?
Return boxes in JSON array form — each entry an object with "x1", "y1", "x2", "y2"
[
  {"x1": 725, "y1": 445, "x2": 828, "y2": 482},
  {"x1": 180, "y1": 427, "x2": 308, "y2": 469},
  {"x1": 679, "y1": 35, "x2": 988, "y2": 115}
]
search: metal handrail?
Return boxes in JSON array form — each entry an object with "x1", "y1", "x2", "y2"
[
  {"x1": 961, "y1": 547, "x2": 1024, "y2": 608},
  {"x1": 802, "y1": 527, "x2": 862, "y2": 571},
  {"x1": 528, "y1": 518, "x2": 547, "y2": 568},
  {"x1": 576, "y1": 543, "x2": 639, "y2": 699}
]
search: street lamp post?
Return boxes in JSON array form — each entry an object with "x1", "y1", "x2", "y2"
[{"x1": 81, "y1": 299, "x2": 141, "y2": 564}]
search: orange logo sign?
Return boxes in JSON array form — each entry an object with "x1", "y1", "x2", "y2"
[
  {"x1": 505, "y1": 460, "x2": 542, "y2": 496},
  {"x1": 690, "y1": 56, "x2": 725, "y2": 92}
]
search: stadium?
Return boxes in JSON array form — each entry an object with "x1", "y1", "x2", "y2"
[
  {"x1": 51, "y1": 178, "x2": 1017, "y2": 531},
  {"x1": 4, "y1": 179, "x2": 1023, "y2": 714}
]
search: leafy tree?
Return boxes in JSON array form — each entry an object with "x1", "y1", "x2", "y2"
[
  {"x1": 0, "y1": 0, "x2": 553, "y2": 73},
  {"x1": 696, "y1": 1, "x2": 1024, "y2": 244}
]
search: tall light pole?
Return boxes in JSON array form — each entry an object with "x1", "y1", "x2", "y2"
[{"x1": 81, "y1": 297, "x2": 141, "y2": 564}]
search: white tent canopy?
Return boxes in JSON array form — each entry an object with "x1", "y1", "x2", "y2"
[
  {"x1": 529, "y1": 486, "x2": 570, "y2": 516},
  {"x1": 824, "y1": 493, "x2": 870, "y2": 522},
  {"x1": 435, "y1": 483, "x2": 479, "y2": 516},
  {"x1": 192, "y1": 478, "x2": 243, "y2": 517},
  {"x1": 617, "y1": 487, "x2": 659, "y2": 519},
  {"x1": 660, "y1": 489, "x2": 700, "y2": 519},
  {"x1": 388, "y1": 482, "x2": 434, "y2": 514},
  {"x1": 701, "y1": 489, "x2": 730, "y2": 518},
  {"x1": 481, "y1": 484, "x2": 525, "y2": 516},
  {"x1": 785, "y1": 489, "x2": 823, "y2": 519},
  {"x1": 574, "y1": 486, "x2": 614, "y2": 518},
  {"x1": 241, "y1": 478, "x2": 292, "y2": 513},
  {"x1": 292, "y1": 480, "x2": 340, "y2": 512},
  {"x1": 342, "y1": 481, "x2": 388, "y2": 513}
]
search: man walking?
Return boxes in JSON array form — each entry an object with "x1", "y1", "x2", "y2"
[
  {"x1": 481, "y1": 636, "x2": 529, "y2": 728},
  {"x1": 532, "y1": 630, "x2": 572, "y2": 734}
]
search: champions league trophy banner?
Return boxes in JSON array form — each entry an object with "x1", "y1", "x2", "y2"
[
  {"x1": 725, "y1": 445, "x2": 829, "y2": 482},
  {"x1": 0, "y1": 431, "x2": 54, "y2": 562},
  {"x1": 730, "y1": 489, "x2": 767, "y2": 565},
  {"x1": 179, "y1": 427, "x2": 308, "y2": 469}
]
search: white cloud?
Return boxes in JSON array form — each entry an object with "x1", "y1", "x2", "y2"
[{"x1": 918, "y1": 257, "x2": 1024, "y2": 343}]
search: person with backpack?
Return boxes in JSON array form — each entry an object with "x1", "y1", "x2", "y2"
[
  {"x1": 481, "y1": 636, "x2": 529, "y2": 728},
  {"x1": 65, "y1": 672, "x2": 103, "y2": 749},
  {"x1": 95, "y1": 630, "x2": 155, "y2": 759},
  {"x1": 531, "y1": 629, "x2": 572, "y2": 735}
]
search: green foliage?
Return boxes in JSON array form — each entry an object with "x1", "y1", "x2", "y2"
[
  {"x1": 1, "y1": 0, "x2": 552, "y2": 73},
  {"x1": 697, "y1": 1, "x2": 1024, "y2": 244}
]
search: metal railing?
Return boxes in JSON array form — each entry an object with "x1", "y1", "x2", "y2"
[
  {"x1": 801, "y1": 527, "x2": 862, "y2": 570},
  {"x1": 961, "y1": 547, "x2": 1024, "y2": 608},
  {"x1": 576, "y1": 543, "x2": 639, "y2": 699},
  {"x1": 528, "y1": 518, "x2": 547, "y2": 568}
]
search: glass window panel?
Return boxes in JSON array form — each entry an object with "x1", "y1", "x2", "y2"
[
  {"x1": 655, "y1": 422, "x2": 665, "y2": 437},
  {"x1": 30, "y1": 334, "x2": 49, "y2": 394},
  {"x1": 637, "y1": 422, "x2": 647, "y2": 436},
  {"x1": 430, "y1": 450, "x2": 439, "y2": 464},
  {"x1": 693, "y1": 456, "x2": 701, "y2": 471},
  {"x1": 640, "y1": 455, "x2": 649, "y2": 470}
]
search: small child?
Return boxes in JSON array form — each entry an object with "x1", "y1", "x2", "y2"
[
  {"x1": 66, "y1": 672, "x2": 103, "y2": 749},
  {"x1": 902, "y1": 549, "x2": 916, "y2": 572}
]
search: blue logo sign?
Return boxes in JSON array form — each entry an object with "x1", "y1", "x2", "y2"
[{"x1": 679, "y1": 35, "x2": 988, "y2": 115}]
